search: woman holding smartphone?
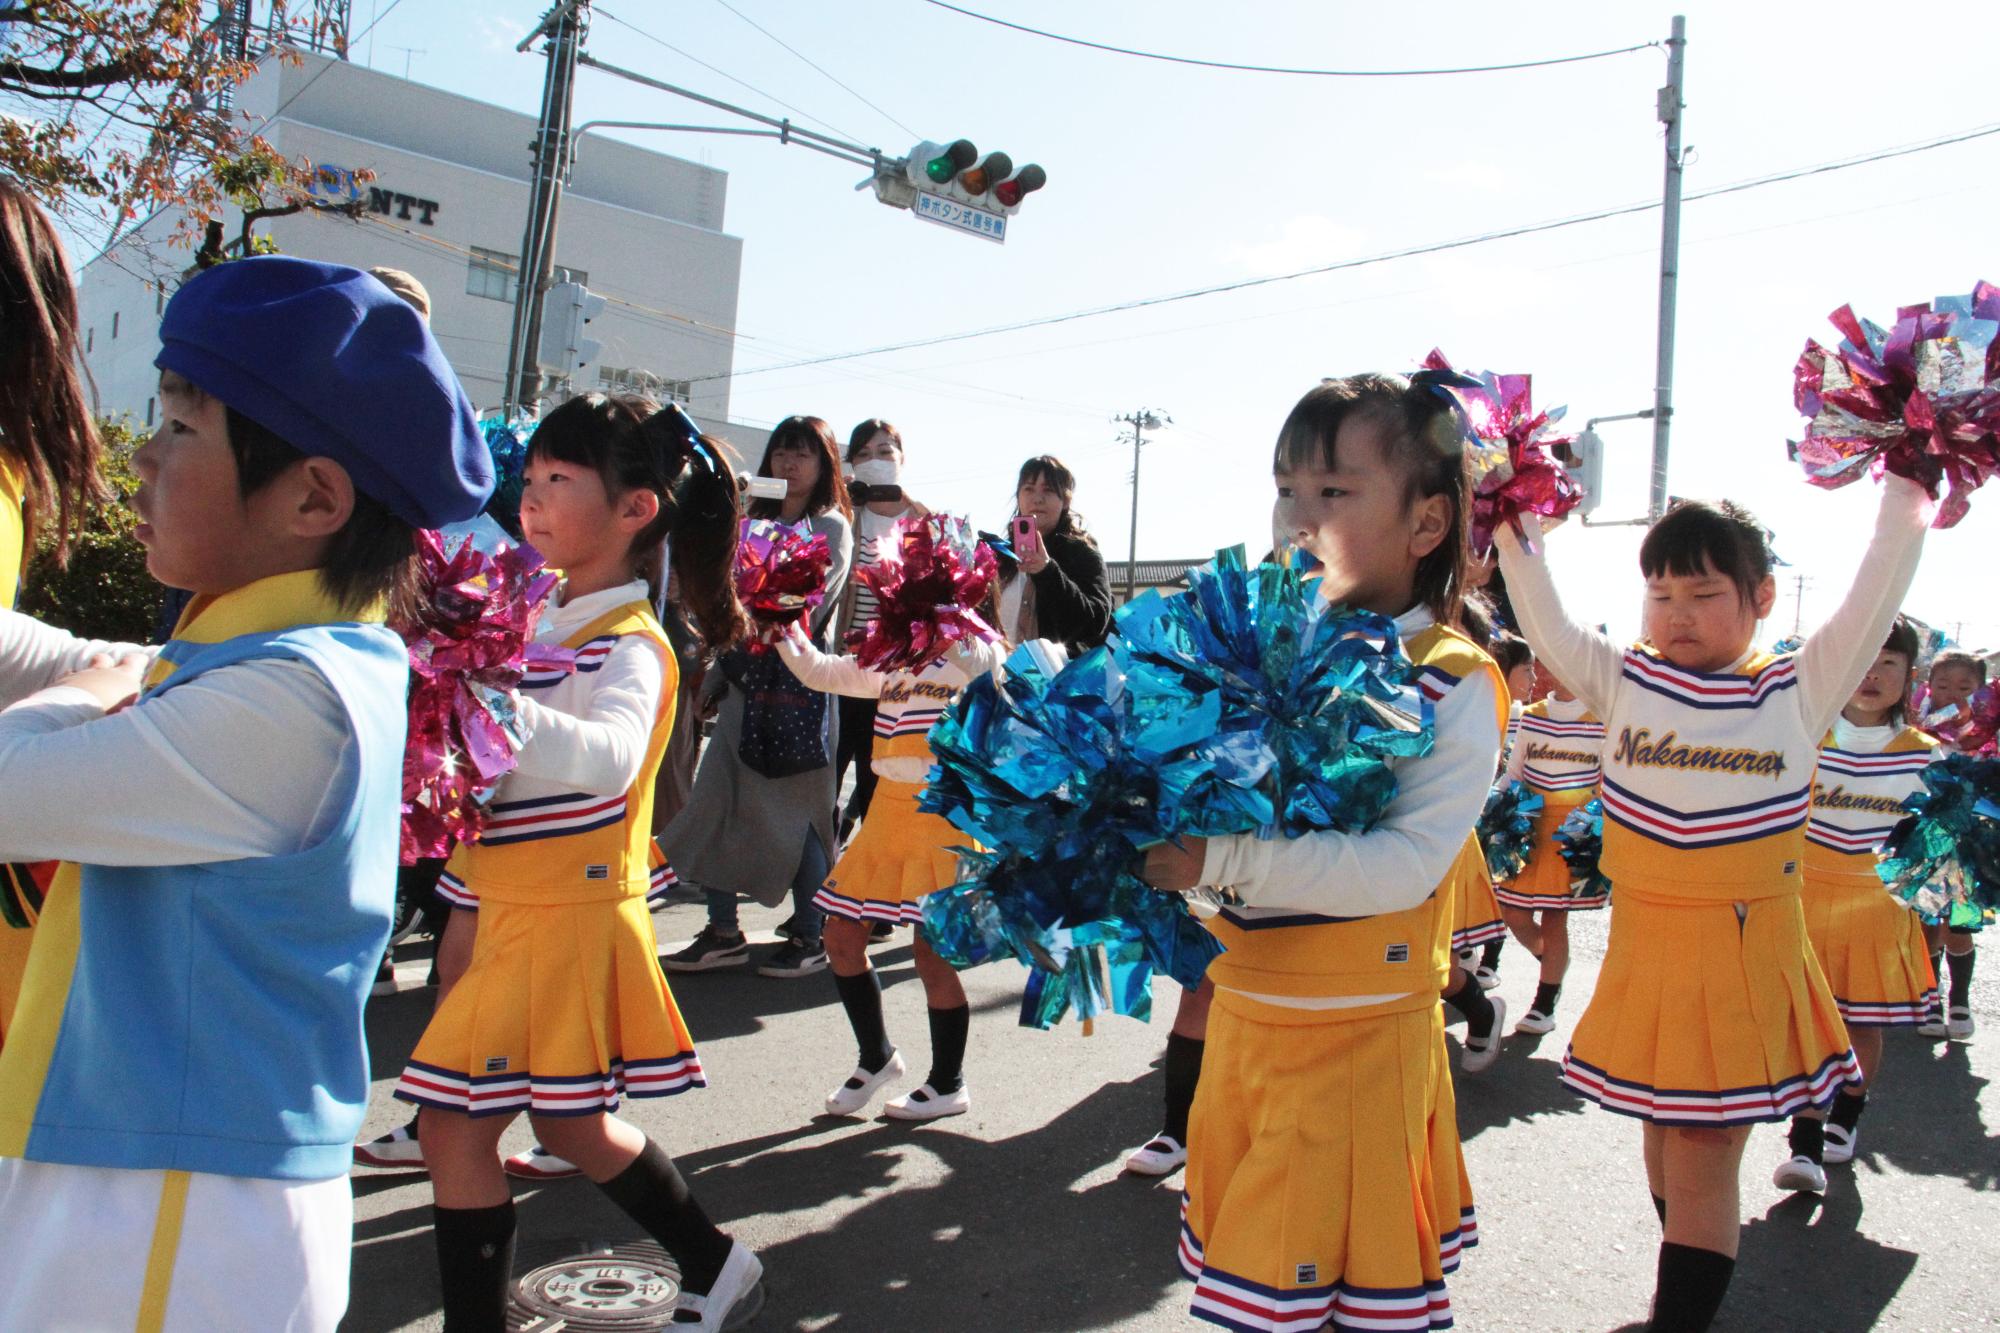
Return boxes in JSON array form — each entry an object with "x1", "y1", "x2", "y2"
[{"x1": 997, "y1": 455, "x2": 1112, "y2": 656}]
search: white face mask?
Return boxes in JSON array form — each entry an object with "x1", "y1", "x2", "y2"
[{"x1": 851, "y1": 457, "x2": 901, "y2": 487}]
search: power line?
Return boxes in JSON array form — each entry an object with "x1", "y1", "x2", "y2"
[
  {"x1": 700, "y1": 119, "x2": 2000, "y2": 383},
  {"x1": 594, "y1": 6, "x2": 873, "y2": 147},
  {"x1": 919, "y1": 1, "x2": 1658, "y2": 77},
  {"x1": 708, "y1": 0, "x2": 918, "y2": 139}
]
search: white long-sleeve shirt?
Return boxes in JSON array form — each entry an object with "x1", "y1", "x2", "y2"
[
  {"x1": 500, "y1": 579, "x2": 669, "y2": 801},
  {"x1": 776, "y1": 631, "x2": 1007, "y2": 782},
  {"x1": 1198, "y1": 604, "x2": 1504, "y2": 918},
  {"x1": 0, "y1": 611, "x2": 351, "y2": 864}
]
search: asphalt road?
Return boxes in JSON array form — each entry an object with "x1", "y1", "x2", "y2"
[{"x1": 345, "y1": 895, "x2": 2000, "y2": 1332}]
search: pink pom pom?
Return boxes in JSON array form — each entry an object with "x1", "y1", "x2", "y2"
[
  {"x1": 1424, "y1": 349, "x2": 1584, "y2": 557},
  {"x1": 734, "y1": 519, "x2": 834, "y2": 650},
  {"x1": 845, "y1": 514, "x2": 1000, "y2": 674}
]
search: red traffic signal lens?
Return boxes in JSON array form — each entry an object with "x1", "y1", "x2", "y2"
[{"x1": 993, "y1": 163, "x2": 1047, "y2": 207}]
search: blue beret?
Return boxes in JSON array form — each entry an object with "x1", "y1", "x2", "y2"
[{"x1": 155, "y1": 257, "x2": 494, "y2": 528}]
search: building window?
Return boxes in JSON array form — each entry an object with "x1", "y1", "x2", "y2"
[
  {"x1": 467, "y1": 247, "x2": 519, "y2": 303},
  {"x1": 112, "y1": 311, "x2": 119, "y2": 338},
  {"x1": 598, "y1": 366, "x2": 690, "y2": 404},
  {"x1": 145, "y1": 397, "x2": 155, "y2": 427}
]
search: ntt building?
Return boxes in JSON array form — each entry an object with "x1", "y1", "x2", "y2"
[{"x1": 77, "y1": 48, "x2": 762, "y2": 447}]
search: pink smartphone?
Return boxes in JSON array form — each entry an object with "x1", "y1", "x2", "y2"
[{"x1": 1011, "y1": 514, "x2": 1039, "y2": 558}]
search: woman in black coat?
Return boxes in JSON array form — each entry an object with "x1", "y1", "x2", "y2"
[{"x1": 994, "y1": 454, "x2": 1112, "y2": 656}]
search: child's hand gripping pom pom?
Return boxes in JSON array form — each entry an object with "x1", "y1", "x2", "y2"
[
  {"x1": 395, "y1": 529, "x2": 574, "y2": 864},
  {"x1": 1790, "y1": 282, "x2": 2000, "y2": 527},
  {"x1": 1554, "y1": 797, "x2": 1611, "y2": 902},
  {"x1": 734, "y1": 518, "x2": 833, "y2": 649},
  {"x1": 1419, "y1": 349, "x2": 1584, "y2": 557},
  {"x1": 1877, "y1": 754, "x2": 2000, "y2": 930},
  {"x1": 918, "y1": 547, "x2": 1434, "y2": 1029},
  {"x1": 845, "y1": 513, "x2": 1000, "y2": 674},
  {"x1": 1477, "y1": 783, "x2": 1544, "y2": 882}
]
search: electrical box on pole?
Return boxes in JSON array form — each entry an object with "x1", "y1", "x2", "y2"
[
  {"x1": 536, "y1": 280, "x2": 605, "y2": 376},
  {"x1": 1555, "y1": 428, "x2": 1606, "y2": 516}
]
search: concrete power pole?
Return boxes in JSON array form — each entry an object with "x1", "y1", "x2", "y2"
[
  {"x1": 504, "y1": 0, "x2": 587, "y2": 416},
  {"x1": 1649, "y1": 14, "x2": 1687, "y2": 522},
  {"x1": 1114, "y1": 408, "x2": 1169, "y2": 602}
]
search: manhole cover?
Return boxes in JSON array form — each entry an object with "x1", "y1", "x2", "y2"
[{"x1": 507, "y1": 1241, "x2": 682, "y2": 1330}]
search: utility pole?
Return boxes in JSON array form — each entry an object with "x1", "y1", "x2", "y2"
[
  {"x1": 1114, "y1": 409, "x2": 1169, "y2": 603},
  {"x1": 1649, "y1": 14, "x2": 1687, "y2": 522},
  {"x1": 503, "y1": 0, "x2": 587, "y2": 417},
  {"x1": 1791, "y1": 572, "x2": 1811, "y2": 636}
]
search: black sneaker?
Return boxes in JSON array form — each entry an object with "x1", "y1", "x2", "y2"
[
  {"x1": 663, "y1": 927, "x2": 751, "y2": 972},
  {"x1": 868, "y1": 920, "x2": 895, "y2": 944},
  {"x1": 757, "y1": 939, "x2": 829, "y2": 978}
]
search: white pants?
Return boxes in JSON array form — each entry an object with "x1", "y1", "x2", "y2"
[{"x1": 0, "y1": 1157, "x2": 351, "y2": 1331}]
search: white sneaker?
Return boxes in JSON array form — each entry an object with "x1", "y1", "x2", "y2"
[
  {"x1": 1917, "y1": 1008, "x2": 1948, "y2": 1038},
  {"x1": 824, "y1": 1051, "x2": 905, "y2": 1117},
  {"x1": 884, "y1": 1082, "x2": 971, "y2": 1121},
  {"x1": 1822, "y1": 1123, "x2": 1858, "y2": 1165},
  {"x1": 1773, "y1": 1154, "x2": 1827, "y2": 1193},
  {"x1": 673, "y1": 1240, "x2": 764, "y2": 1331},
  {"x1": 1461, "y1": 996, "x2": 1507, "y2": 1073},
  {"x1": 352, "y1": 1123, "x2": 426, "y2": 1171},
  {"x1": 1513, "y1": 1008, "x2": 1556, "y2": 1036},
  {"x1": 502, "y1": 1145, "x2": 582, "y2": 1180},
  {"x1": 1474, "y1": 965, "x2": 1501, "y2": 991},
  {"x1": 1946, "y1": 1006, "x2": 1975, "y2": 1041},
  {"x1": 1124, "y1": 1134, "x2": 1188, "y2": 1176}
]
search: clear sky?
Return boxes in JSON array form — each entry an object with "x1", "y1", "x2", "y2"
[{"x1": 122, "y1": 2, "x2": 2000, "y2": 646}]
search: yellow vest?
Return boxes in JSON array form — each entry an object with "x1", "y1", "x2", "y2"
[
  {"x1": 446, "y1": 601, "x2": 676, "y2": 906},
  {"x1": 1203, "y1": 623, "x2": 1506, "y2": 1006},
  {"x1": 1802, "y1": 725, "x2": 1934, "y2": 882},
  {"x1": 0, "y1": 454, "x2": 26, "y2": 608}
]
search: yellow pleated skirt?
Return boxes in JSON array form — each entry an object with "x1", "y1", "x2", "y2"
[
  {"x1": 1801, "y1": 871, "x2": 1938, "y2": 1026},
  {"x1": 1449, "y1": 857, "x2": 1505, "y2": 954},
  {"x1": 1181, "y1": 992, "x2": 1474, "y2": 1333},
  {"x1": 813, "y1": 779, "x2": 966, "y2": 926},
  {"x1": 396, "y1": 892, "x2": 704, "y2": 1118},
  {"x1": 1561, "y1": 885, "x2": 1858, "y2": 1126},
  {"x1": 1494, "y1": 808, "x2": 1607, "y2": 912}
]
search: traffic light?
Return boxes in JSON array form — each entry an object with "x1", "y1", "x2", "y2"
[
  {"x1": 898, "y1": 139, "x2": 1047, "y2": 214},
  {"x1": 1554, "y1": 428, "x2": 1605, "y2": 516},
  {"x1": 537, "y1": 280, "x2": 605, "y2": 376}
]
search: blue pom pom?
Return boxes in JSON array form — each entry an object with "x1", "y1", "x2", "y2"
[
  {"x1": 1879, "y1": 754, "x2": 2000, "y2": 929},
  {"x1": 1553, "y1": 798, "x2": 1610, "y2": 901},
  {"x1": 1477, "y1": 783, "x2": 1543, "y2": 882}
]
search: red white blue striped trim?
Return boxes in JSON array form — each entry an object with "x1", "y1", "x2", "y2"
[
  {"x1": 1451, "y1": 918, "x2": 1506, "y2": 951},
  {"x1": 1804, "y1": 819, "x2": 1896, "y2": 854},
  {"x1": 394, "y1": 1052, "x2": 707, "y2": 1117},
  {"x1": 1815, "y1": 747, "x2": 1932, "y2": 779},
  {"x1": 876, "y1": 705, "x2": 947, "y2": 739},
  {"x1": 1178, "y1": 1196, "x2": 1467, "y2": 1331},
  {"x1": 1518, "y1": 716, "x2": 1605, "y2": 740},
  {"x1": 478, "y1": 791, "x2": 629, "y2": 845},
  {"x1": 1836, "y1": 988, "x2": 1938, "y2": 1027},
  {"x1": 1494, "y1": 883, "x2": 1608, "y2": 911},
  {"x1": 436, "y1": 869, "x2": 479, "y2": 910},
  {"x1": 1415, "y1": 666, "x2": 1462, "y2": 704},
  {"x1": 1600, "y1": 776, "x2": 1810, "y2": 850},
  {"x1": 812, "y1": 885, "x2": 924, "y2": 925},
  {"x1": 1523, "y1": 767, "x2": 1600, "y2": 792},
  {"x1": 1621, "y1": 650, "x2": 1797, "y2": 710},
  {"x1": 647, "y1": 859, "x2": 679, "y2": 904},
  {"x1": 1559, "y1": 1047, "x2": 1859, "y2": 1125},
  {"x1": 1217, "y1": 904, "x2": 1373, "y2": 931},
  {"x1": 522, "y1": 634, "x2": 617, "y2": 691}
]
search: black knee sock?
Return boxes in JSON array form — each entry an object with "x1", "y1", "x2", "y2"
[
  {"x1": 1649, "y1": 1242, "x2": 1735, "y2": 1332},
  {"x1": 597, "y1": 1139, "x2": 734, "y2": 1295},
  {"x1": 1443, "y1": 974, "x2": 1496, "y2": 1035},
  {"x1": 1829, "y1": 1088, "x2": 1868, "y2": 1133},
  {"x1": 1162, "y1": 1032, "x2": 1205, "y2": 1144},
  {"x1": 925, "y1": 1003, "x2": 971, "y2": 1094},
  {"x1": 1480, "y1": 936, "x2": 1504, "y2": 971},
  {"x1": 433, "y1": 1201, "x2": 517, "y2": 1331},
  {"x1": 1929, "y1": 951, "x2": 1945, "y2": 1001},
  {"x1": 833, "y1": 968, "x2": 893, "y2": 1071},
  {"x1": 1788, "y1": 1116, "x2": 1825, "y2": 1163},
  {"x1": 1651, "y1": 1193, "x2": 1667, "y2": 1225},
  {"x1": 1531, "y1": 980, "x2": 1562, "y2": 1016},
  {"x1": 1948, "y1": 948, "x2": 1976, "y2": 1008}
]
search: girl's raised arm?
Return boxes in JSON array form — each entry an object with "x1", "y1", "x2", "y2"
[
  {"x1": 1796, "y1": 474, "x2": 1930, "y2": 737},
  {"x1": 776, "y1": 627, "x2": 887, "y2": 700},
  {"x1": 1494, "y1": 521, "x2": 1624, "y2": 721}
]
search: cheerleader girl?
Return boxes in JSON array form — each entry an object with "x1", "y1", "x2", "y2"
[
  {"x1": 774, "y1": 591, "x2": 1006, "y2": 1121},
  {"x1": 1144, "y1": 373, "x2": 1504, "y2": 1332},
  {"x1": 1496, "y1": 476, "x2": 1929, "y2": 1332},
  {"x1": 1774, "y1": 616, "x2": 1938, "y2": 1191},
  {"x1": 0, "y1": 181, "x2": 106, "y2": 1042},
  {"x1": 1917, "y1": 648, "x2": 1985, "y2": 1040},
  {"x1": 393, "y1": 395, "x2": 763, "y2": 1332},
  {"x1": 1496, "y1": 665, "x2": 1608, "y2": 1035}
]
